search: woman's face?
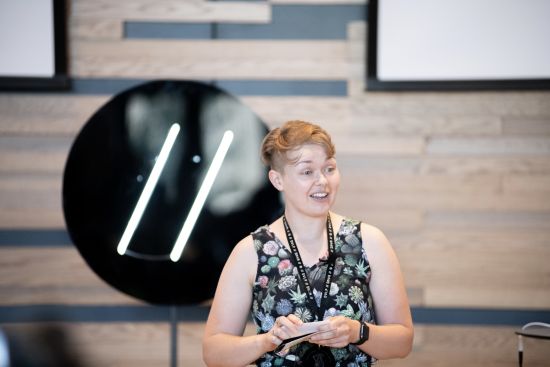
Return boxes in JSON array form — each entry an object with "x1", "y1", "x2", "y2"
[{"x1": 271, "y1": 144, "x2": 340, "y2": 218}]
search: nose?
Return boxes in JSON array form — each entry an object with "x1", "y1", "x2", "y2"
[{"x1": 316, "y1": 171, "x2": 328, "y2": 185}]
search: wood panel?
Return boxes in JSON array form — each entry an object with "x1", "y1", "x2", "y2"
[
  {"x1": 389, "y1": 230, "x2": 550, "y2": 308},
  {"x1": 242, "y1": 96, "x2": 352, "y2": 128},
  {"x1": 1, "y1": 0, "x2": 550, "y2": 319},
  {"x1": 502, "y1": 116, "x2": 550, "y2": 135},
  {"x1": 338, "y1": 173, "x2": 502, "y2": 194},
  {"x1": 424, "y1": 211, "x2": 550, "y2": 230},
  {"x1": 0, "y1": 94, "x2": 107, "y2": 136},
  {"x1": 0, "y1": 209, "x2": 65, "y2": 229},
  {"x1": 71, "y1": 0, "x2": 271, "y2": 23},
  {"x1": 384, "y1": 325, "x2": 550, "y2": 367},
  {"x1": 426, "y1": 137, "x2": 550, "y2": 155},
  {"x1": 70, "y1": 17, "x2": 123, "y2": 40},
  {"x1": 0, "y1": 95, "x2": 353, "y2": 136},
  {"x1": 347, "y1": 114, "x2": 504, "y2": 136},
  {"x1": 337, "y1": 190, "x2": 550, "y2": 211},
  {"x1": 71, "y1": 40, "x2": 349, "y2": 79},
  {"x1": 503, "y1": 175, "x2": 550, "y2": 192},
  {"x1": 2, "y1": 226, "x2": 549, "y2": 309},
  {"x1": 351, "y1": 92, "x2": 550, "y2": 117},
  {"x1": 424, "y1": 286, "x2": 550, "y2": 309},
  {"x1": 332, "y1": 135, "x2": 425, "y2": 155},
  {"x1": 3, "y1": 94, "x2": 548, "y2": 139},
  {"x1": 0, "y1": 137, "x2": 72, "y2": 174},
  {"x1": 0, "y1": 247, "x2": 140, "y2": 305},
  {"x1": 1, "y1": 323, "x2": 549, "y2": 367}
]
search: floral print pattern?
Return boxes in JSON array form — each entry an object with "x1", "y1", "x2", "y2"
[{"x1": 251, "y1": 218, "x2": 376, "y2": 366}]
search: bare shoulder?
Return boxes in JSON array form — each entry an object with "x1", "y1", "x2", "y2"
[
  {"x1": 360, "y1": 222, "x2": 390, "y2": 246},
  {"x1": 329, "y1": 211, "x2": 345, "y2": 229},
  {"x1": 229, "y1": 233, "x2": 258, "y2": 266},
  {"x1": 358, "y1": 222, "x2": 397, "y2": 263},
  {"x1": 222, "y1": 231, "x2": 262, "y2": 286}
]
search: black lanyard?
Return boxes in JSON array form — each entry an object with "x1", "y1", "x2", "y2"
[{"x1": 282, "y1": 214, "x2": 336, "y2": 321}]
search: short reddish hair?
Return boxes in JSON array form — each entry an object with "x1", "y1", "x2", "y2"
[{"x1": 260, "y1": 120, "x2": 335, "y2": 170}]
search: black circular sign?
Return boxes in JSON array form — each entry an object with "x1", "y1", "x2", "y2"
[{"x1": 62, "y1": 80, "x2": 282, "y2": 304}]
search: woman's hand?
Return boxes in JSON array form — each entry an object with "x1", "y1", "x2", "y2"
[
  {"x1": 266, "y1": 314, "x2": 304, "y2": 350},
  {"x1": 308, "y1": 316, "x2": 360, "y2": 348}
]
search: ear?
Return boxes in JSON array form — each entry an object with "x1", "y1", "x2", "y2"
[{"x1": 268, "y1": 169, "x2": 284, "y2": 191}]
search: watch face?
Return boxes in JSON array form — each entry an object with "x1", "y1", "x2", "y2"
[{"x1": 62, "y1": 80, "x2": 282, "y2": 304}]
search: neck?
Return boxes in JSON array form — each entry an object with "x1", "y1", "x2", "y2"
[{"x1": 283, "y1": 210, "x2": 329, "y2": 246}]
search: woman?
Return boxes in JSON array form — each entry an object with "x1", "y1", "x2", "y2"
[{"x1": 203, "y1": 120, "x2": 413, "y2": 366}]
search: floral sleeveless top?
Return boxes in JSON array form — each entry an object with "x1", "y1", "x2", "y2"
[{"x1": 251, "y1": 218, "x2": 376, "y2": 366}]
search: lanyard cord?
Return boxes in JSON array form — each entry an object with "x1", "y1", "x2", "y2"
[{"x1": 282, "y1": 214, "x2": 336, "y2": 320}]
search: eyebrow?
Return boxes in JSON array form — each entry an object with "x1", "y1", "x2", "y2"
[
  {"x1": 294, "y1": 160, "x2": 313, "y2": 166},
  {"x1": 293, "y1": 157, "x2": 335, "y2": 167}
]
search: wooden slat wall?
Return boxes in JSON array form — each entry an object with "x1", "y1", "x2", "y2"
[
  {"x1": 1, "y1": 1, "x2": 550, "y2": 366},
  {"x1": 1, "y1": 322, "x2": 549, "y2": 367}
]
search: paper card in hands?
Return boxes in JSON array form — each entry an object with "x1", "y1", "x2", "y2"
[{"x1": 274, "y1": 321, "x2": 329, "y2": 356}]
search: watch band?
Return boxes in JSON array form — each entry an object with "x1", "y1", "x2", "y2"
[{"x1": 351, "y1": 321, "x2": 369, "y2": 345}]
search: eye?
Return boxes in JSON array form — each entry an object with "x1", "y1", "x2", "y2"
[
  {"x1": 325, "y1": 166, "x2": 336, "y2": 174},
  {"x1": 303, "y1": 169, "x2": 313, "y2": 175}
]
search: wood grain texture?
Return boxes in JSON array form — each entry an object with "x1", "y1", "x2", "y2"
[
  {"x1": 390, "y1": 230, "x2": 550, "y2": 308},
  {"x1": 0, "y1": 94, "x2": 107, "y2": 136},
  {"x1": 384, "y1": 325, "x2": 550, "y2": 367},
  {"x1": 502, "y1": 116, "x2": 550, "y2": 135},
  {"x1": 1, "y1": 323, "x2": 549, "y2": 367},
  {"x1": 0, "y1": 137, "x2": 72, "y2": 174},
  {"x1": 1, "y1": 0, "x2": 550, "y2": 314},
  {"x1": 336, "y1": 190, "x2": 550, "y2": 211},
  {"x1": 71, "y1": 0, "x2": 271, "y2": 23},
  {"x1": 351, "y1": 92, "x2": 550, "y2": 117},
  {"x1": 350, "y1": 114, "x2": 503, "y2": 136},
  {"x1": 503, "y1": 175, "x2": 550, "y2": 193},
  {"x1": 332, "y1": 135, "x2": 425, "y2": 155},
  {"x1": 0, "y1": 247, "x2": 140, "y2": 305},
  {"x1": 71, "y1": 40, "x2": 349, "y2": 79},
  {"x1": 426, "y1": 137, "x2": 550, "y2": 155},
  {"x1": 70, "y1": 17, "x2": 123, "y2": 40},
  {"x1": 0, "y1": 209, "x2": 65, "y2": 229},
  {"x1": 2, "y1": 227, "x2": 549, "y2": 309},
  {"x1": 424, "y1": 286, "x2": 550, "y2": 309}
]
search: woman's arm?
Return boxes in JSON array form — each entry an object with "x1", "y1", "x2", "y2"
[
  {"x1": 309, "y1": 223, "x2": 413, "y2": 359},
  {"x1": 202, "y1": 236, "x2": 276, "y2": 367},
  {"x1": 356, "y1": 223, "x2": 413, "y2": 359}
]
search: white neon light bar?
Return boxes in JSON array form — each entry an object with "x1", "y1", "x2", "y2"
[
  {"x1": 170, "y1": 130, "x2": 234, "y2": 262},
  {"x1": 117, "y1": 123, "x2": 181, "y2": 255}
]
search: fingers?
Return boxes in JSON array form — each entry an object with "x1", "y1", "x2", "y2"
[
  {"x1": 267, "y1": 332, "x2": 283, "y2": 354},
  {"x1": 309, "y1": 317, "x2": 355, "y2": 348},
  {"x1": 286, "y1": 313, "x2": 303, "y2": 325},
  {"x1": 270, "y1": 316, "x2": 294, "y2": 348},
  {"x1": 309, "y1": 329, "x2": 348, "y2": 348},
  {"x1": 275, "y1": 316, "x2": 299, "y2": 337}
]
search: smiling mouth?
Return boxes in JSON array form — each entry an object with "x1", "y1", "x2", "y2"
[{"x1": 310, "y1": 192, "x2": 328, "y2": 199}]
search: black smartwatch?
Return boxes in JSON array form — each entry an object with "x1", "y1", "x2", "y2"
[{"x1": 351, "y1": 321, "x2": 369, "y2": 345}]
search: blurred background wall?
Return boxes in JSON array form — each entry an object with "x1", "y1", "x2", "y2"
[{"x1": 1, "y1": 0, "x2": 549, "y2": 366}]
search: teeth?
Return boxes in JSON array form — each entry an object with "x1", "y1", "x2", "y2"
[{"x1": 310, "y1": 193, "x2": 328, "y2": 198}]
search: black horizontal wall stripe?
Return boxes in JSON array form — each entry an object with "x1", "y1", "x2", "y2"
[
  {"x1": 214, "y1": 80, "x2": 347, "y2": 96},
  {"x1": 71, "y1": 78, "x2": 150, "y2": 95},
  {"x1": 0, "y1": 305, "x2": 210, "y2": 323},
  {"x1": 1, "y1": 305, "x2": 548, "y2": 325},
  {"x1": 124, "y1": 22, "x2": 213, "y2": 39},
  {"x1": 125, "y1": 5, "x2": 366, "y2": 40},
  {"x1": 411, "y1": 307, "x2": 550, "y2": 326},
  {"x1": 0, "y1": 229, "x2": 72, "y2": 247},
  {"x1": 70, "y1": 78, "x2": 348, "y2": 96}
]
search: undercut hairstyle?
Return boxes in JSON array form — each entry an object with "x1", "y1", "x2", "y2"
[{"x1": 260, "y1": 120, "x2": 335, "y2": 171}]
